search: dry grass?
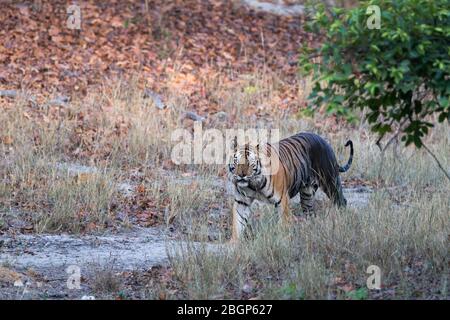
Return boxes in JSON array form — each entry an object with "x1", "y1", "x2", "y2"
[
  {"x1": 0, "y1": 76, "x2": 183, "y2": 233},
  {"x1": 169, "y1": 171, "x2": 449, "y2": 299},
  {"x1": 0, "y1": 98, "x2": 118, "y2": 233},
  {"x1": 90, "y1": 263, "x2": 123, "y2": 297},
  {"x1": 1, "y1": 69, "x2": 449, "y2": 299}
]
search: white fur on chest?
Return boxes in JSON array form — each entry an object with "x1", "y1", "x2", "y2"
[{"x1": 233, "y1": 183, "x2": 272, "y2": 204}]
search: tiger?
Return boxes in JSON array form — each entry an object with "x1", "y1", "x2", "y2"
[{"x1": 227, "y1": 132, "x2": 353, "y2": 241}]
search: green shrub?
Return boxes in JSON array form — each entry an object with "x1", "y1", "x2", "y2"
[{"x1": 300, "y1": 0, "x2": 449, "y2": 147}]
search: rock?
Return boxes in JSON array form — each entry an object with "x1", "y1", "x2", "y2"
[
  {"x1": 117, "y1": 182, "x2": 135, "y2": 197},
  {"x1": 184, "y1": 111, "x2": 206, "y2": 122},
  {"x1": 242, "y1": 282, "x2": 254, "y2": 294},
  {"x1": 241, "y1": 0, "x2": 305, "y2": 16},
  {"x1": 143, "y1": 89, "x2": 166, "y2": 109},
  {"x1": 48, "y1": 95, "x2": 70, "y2": 107},
  {"x1": 14, "y1": 279, "x2": 24, "y2": 287},
  {"x1": 54, "y1": 162, "x2": 99, "y2": 184},
  {"x1": 0, "y1": 90, "x2": 18, "y2": 98},
  {"x1": 54, "y1": 162, "x2": 99, "y2": 176},
  {"x1": 213, "y1": 111, "x2": 229, "y2": 122}
]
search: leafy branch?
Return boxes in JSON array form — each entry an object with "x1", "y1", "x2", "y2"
[{"x1": 299, "y1": 0, "x2": 450, "y2": 179}]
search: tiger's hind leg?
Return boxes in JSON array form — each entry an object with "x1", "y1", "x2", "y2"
[
  {"x1": 322, "y1": 175, "x2": 347, "y2": 207},
  {"x1": 335, "y1": 176, "x2": 347, "y2": 207},
  {"x1": 300, "y1": 184, "x2": 316, "y2": 216}
]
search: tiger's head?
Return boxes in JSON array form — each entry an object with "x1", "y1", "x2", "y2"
[{"x1": 228, "y1": 138, "x2": 262, "y2": 188}]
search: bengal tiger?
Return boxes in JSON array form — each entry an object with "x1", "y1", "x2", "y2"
[{"x1": 227, "y1": 132, "x2": 353, "y2": 241}]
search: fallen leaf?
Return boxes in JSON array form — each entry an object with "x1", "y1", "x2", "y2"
[{"x1": 0, "y1": 267, "x2": 23, "y2": 285}]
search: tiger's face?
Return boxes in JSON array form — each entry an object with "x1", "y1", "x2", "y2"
[{"x1": 228, "y1": 145, "x2": 261, "y2": 188}]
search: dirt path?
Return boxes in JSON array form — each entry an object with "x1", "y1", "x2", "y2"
[
  {"x1": 1, "y1": 227, "x2": 175, "y2": 272},
  {"x1": 1, "y1": 187, "x2": 370, "y2": 272},
  {"x1": 0, "y1": 227, "x2": 219, "y2": 299},
  {"x1": 0, "y1": 187, "x2": 370, "y2": 299}
]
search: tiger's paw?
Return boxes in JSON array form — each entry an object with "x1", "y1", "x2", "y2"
[{"x1": 292, "y1": 215, "x2": 307, "y2": 223}]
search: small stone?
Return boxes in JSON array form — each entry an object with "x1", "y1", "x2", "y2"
[
  {"x1": 242, "y1": 282, "x2": 254, "y2": 294},
  {"x1": 213, "y1": 111, "x2": 228, "y2": 122},
  {"x1": 184, "y1": 111, "x2": 206, "y2": 122},
  {"x1": 0, "y1": 90, "x2": 18, "y2": 98},
  {"x1": 48, "y1": 95, "x2": 70, "y2": 107},
  {"x1": 14, "y1": 279, "x2": 24, "y2": 287},
  {"x1": 143, "y1": 89, "x2": 166, "y2": 109},
  {"x1": 117, "y1": 182, "x2": 135, "y2": 197}
]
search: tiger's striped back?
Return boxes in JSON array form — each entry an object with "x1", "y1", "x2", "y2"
[{"x1": 275, "y1": 132, "x2": 351, "y2": 203}]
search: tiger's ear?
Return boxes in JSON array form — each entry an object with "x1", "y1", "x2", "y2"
[{"x1": 231, "y1": 136, "x2": 238, "y2": 152}]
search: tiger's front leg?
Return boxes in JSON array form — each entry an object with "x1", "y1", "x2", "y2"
[
  {"x1": 231, "y1": 198, "x2": 253, "y2": 242},
  {"x1": 277, "y1": 193, "x2": 292, "y2": 226}
]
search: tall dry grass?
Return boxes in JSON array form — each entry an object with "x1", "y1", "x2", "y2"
[
  {"x1": 1, "y1": 70, "x2": 448, "y2": 299},
  {"x1": 169, "y1": 162, "x2": 449, "y2": 299}
]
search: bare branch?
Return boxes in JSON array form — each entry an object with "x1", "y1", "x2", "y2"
[{"x1": 422, "y1": 142, "x2": 450, "y2": 182}]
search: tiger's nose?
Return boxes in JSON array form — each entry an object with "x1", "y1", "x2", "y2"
[{"x1": 238, "y1": 172, "x2": 246, "y2": 178}]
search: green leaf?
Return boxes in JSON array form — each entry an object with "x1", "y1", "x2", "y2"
[
  {"x1": 438, "y1": 112, "x2": 449, "y2": 122},
  {"x1": 277, "y1": 283, "x2": 305, "y2": 300},
  {"x1": 298, "y1": 0, "x2": 449, "y2": 149},
  {"x1": 346, "y1": 288, "x2": 369, "y2": 300}
]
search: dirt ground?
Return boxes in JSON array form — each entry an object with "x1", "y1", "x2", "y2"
[{"x1": 0, "y1": 187, "x2": 370, "y2": 300}]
